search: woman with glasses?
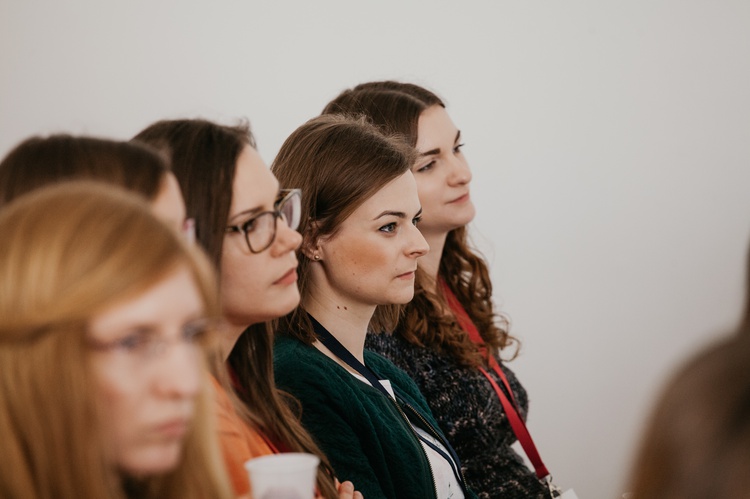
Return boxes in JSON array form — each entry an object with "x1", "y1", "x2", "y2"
[
  {"x1": 133, "y1": 119, "x2": 359, "y2": 499},
  {"x1": 0, "y1": 134, "x2": 189, "y2": 235},
  {"x1": 0, "y1": 182, "x2": 233, "y2": 499},
  {"x1": 272, "y1": 114, "x2": 477, "y2": 499},
  {"x1": 323, "y1": 82, "x2": 552, "y2": 499}
]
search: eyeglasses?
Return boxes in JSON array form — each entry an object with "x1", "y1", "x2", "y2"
[
  {"x1": 225, "y1": 189, "x2": 301, "y2": 254},
  {"x1": 86, "y1": 317, "x2": 215, "y2": 366}
]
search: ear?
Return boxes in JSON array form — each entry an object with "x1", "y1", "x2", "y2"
[{"x1": 301, "y1": 221, "x2": 323, "y2": 261}]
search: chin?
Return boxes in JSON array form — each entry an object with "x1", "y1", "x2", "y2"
[
  {"x1": 448, "y1": 202, "x2": 476, "y2": 227},
  {"x1": 275, "y1": 287, "x2": 301, "y2": 317},
  {"x1": 389, "y1": 289, "x2": 416, "y2": 305},
  {"x1": 120, "y1": 445, "x2": 183, "y2": 476}
]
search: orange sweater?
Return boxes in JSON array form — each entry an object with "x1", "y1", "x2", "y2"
[{"x1": 212, "y1": 377, "x2": 275, "y2": 496}]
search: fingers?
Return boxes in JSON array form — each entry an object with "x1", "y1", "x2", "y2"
[{"x1": 337, "y1": 480, "x2": 355, "y2": 498}]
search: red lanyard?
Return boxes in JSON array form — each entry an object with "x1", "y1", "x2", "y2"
[{"x1": 440, "y1": 280, "x2": 551, "y2": 480}]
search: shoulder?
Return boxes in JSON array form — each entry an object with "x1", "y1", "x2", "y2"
[
  {"x1": 273, "y1": 334, "x2": 378, "y2": 406},
  {"x1": 273, "y1": 334, "x2": 332, "y2": 380},
  {"x1": 273, "y1": 333, "x2": 309, "y2": 358},
  {"x1": 365, "y1": 332, "x2": 407, "y2": 359},
  {"x1": 364, "y1": 347, "x2": 412, "y2": 382},
  {"x1": 364, "y1": 349, "x2": 436, "y2": 418}
]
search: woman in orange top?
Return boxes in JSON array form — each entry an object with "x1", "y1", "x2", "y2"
[{"x1": 134, "y1": 120, "x2": 360, "y2": 499}]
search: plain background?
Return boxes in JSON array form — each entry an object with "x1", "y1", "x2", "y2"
[{"x1": 2, "y1": 2, "x2": 749, "y2": 497}]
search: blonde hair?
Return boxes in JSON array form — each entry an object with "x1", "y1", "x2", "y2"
[{"x1": 0, "y1": 182, "x2": 233, "y2": 499}]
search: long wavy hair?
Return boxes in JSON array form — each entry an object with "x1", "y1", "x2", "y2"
[
  {"x1": 271, "y1": 114, "x2": 416, "y2": 343},
  {"x1": 133, "y1": 119, "x2": 339, "y2": 498},
  {"x1": 0, "y1": 134, "x2": 167, "y2": 208},
  {"x1": 0, "y1": 182, "x2": 232, "y2": 499},
  {"x1": 323, "y1": 81, "x2": 517, "y2": 367}
]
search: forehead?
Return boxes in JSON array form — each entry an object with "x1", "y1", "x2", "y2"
[
  {"x1": 416, "y1": 106, "x2": 458, "y2": 150},
  {"x1": 230, "y1": 146, "x2": 278, "y2": 216},
  {"x1": 88, "y1": 266, "x2": 203, "y2": 338},
  {"x1": 345, "y1": 171, "x2": 420, "y2": 221}
]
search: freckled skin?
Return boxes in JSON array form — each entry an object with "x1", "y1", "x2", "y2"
[{"x1": 311, "y1": 171, "x2": 430, "y2": 310}]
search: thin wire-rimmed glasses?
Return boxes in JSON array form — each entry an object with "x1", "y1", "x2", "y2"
[
  {"x1": 86, "y1": 317, "x2": 218, "y2": 368},
  {"x1": 225, "y1": 189, "x2": 301, "y2": 253}
]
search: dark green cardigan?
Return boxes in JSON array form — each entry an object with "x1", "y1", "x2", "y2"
[{"x1": 273, "y1": 334, "x2": 477, "y2": 499}]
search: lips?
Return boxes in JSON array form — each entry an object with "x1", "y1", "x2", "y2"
[
  {"x1": 448, "y1": 192, "x2": 470, "y2": 204},
  {"x1": 153, "y1": 418, "x2": 190, "y2": 440},
  {"x1": 396, "y1": 270, "x2": 417, "y2": 280},
  {"x1": 274, "y1": 267, "x2": 298, "y2": 285}
]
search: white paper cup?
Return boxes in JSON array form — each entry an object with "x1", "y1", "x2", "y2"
[{"x1": 244, "y1": 453, "x2": 320, "y2": 499}]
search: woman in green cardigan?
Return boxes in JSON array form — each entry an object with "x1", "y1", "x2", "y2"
[{"x1": 271, "y1": 114, "x2": 477, "y2": 499}]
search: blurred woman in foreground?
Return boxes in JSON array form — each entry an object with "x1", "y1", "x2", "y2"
[{"x1": 0, "y1": 182, "x2": 232, "y2": 499}]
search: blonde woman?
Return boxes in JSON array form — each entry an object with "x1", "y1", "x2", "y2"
[{"x1": 0, "y1": 182, "x2": 232, "y2": 499}]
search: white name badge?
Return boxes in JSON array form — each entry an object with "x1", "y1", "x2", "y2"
[{"x1": 559, "y1": 490, "x2": 579, "y2": 499}]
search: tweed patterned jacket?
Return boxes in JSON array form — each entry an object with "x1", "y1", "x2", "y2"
[{"x1": 366, "y1": 333, "x2": 549, "y2": 499}]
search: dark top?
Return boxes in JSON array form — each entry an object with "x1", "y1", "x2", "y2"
[
  {"x1": 366, "y1": 333, "x2": 549, "y2": 499},
  {"x1": 274, "y1": 334, "x2": 478, "y2": 499}
]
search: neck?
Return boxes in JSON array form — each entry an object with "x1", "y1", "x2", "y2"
[
  {"x1": 303, "y1": 293, "x2": 374, "y2": 364},
  {"x1": 419, "y1": 231, "x2": 448, "y2": 293},
  {"x1": 220, "y1": 322, "x2": 248, "y2": 361}
]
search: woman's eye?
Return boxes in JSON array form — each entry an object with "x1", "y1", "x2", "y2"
[
  {"x1": 453, "y1": 143, "x2": 465, "y2": 154},
  {"x1": 379, "y1": 222, "x2": 397, "y2": 233},
  {"x1": 182, "y1": 320, "x2": 209, "y2": 343},
  {"x1": 415, "y1": 160, "x2": 435, "y2": 173},
  {"x1": 115, "y1": 334, "x2": 150, "y2": 352},
  {"x1": 412, "y1": 216, "x2": 422, "y2": 227},
  {"x1": 241, "y1": 218, "x2": 258, "y2": 234}
]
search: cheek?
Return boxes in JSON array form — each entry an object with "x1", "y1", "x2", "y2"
[
  {"x1": 332, "y1": 237, "x2": 390, "y2": 279},
  {"x1": 220, "y1": 248, "x2": 299, "y2": 322},
  {"x1": 415, "y1": 178, "x2": 443, "y2": 210},
  {"x1": 221, "y1": 247, "x2": 266, "y2": 293},
  {"x1": 93, "y1": 364, "x2": 140, "y2": 455}
]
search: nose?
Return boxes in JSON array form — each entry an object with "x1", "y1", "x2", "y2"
[
  {"x1": 447, "y1": 155, "x2": 472, "y2": 186},
  {"x1": 406, "y1": 224, "x2": 430, "y2": 258},
  {"x1": 154, "y1": 343, "x2": 201, "y2": 400},
  {"x1": 270, "y1": 218, "x2": 303, "y2": 257}
]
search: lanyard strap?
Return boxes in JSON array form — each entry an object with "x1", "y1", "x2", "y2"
[
  {"x1": 308, "y1": 314, "x2": 466, "y2": 490},
  {"x1": 439, "y1": 280, "x2": 551, "y2": 480}
]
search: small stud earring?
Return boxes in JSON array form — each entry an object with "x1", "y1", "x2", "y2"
[{"x1": 313, "y1": 254, "x2": 321, "y2": 261}]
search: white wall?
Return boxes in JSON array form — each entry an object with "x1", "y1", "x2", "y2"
[{"x1": 2, "y1": 2, "x2": 749, "y2": 497}]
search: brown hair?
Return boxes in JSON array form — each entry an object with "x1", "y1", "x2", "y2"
[
  {"x1": 133, "y1": 119, "x2": 251, "y2": 266},
  {"x1": 0, "y1": 134, "x2": 167, "y2": 208},
  {"x1": 626, "y1": 335, "x2": 750, "y2": 498},
  {"x1": 134, "y1": 119, "x2": 339, "y2": 499},
  {"x1": 740, "y1": 243, "x2": 750, "y2": 336},
  {"x1": 0, "y1": 182, "x2": 232, "y2": 499},
  {"x1": 324, "y1": 81, "x2": 517, "y2": 367},
  {"x1": 271, "y1": 113, "x2": 416, "y2": 342}
]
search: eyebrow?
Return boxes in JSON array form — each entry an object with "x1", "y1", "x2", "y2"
[
  {"x1": 227, "y1": 185, "x2": 283, "y2": 223},
  {"x1": 374, "y1": 207, "x2": 423, "y2": 220},
  {"x1": 228, "y1": 206, "x2": 264, "y2": 224},
  {"x1": 419, "y1": 130, "x2": 462, "y2": 157}
]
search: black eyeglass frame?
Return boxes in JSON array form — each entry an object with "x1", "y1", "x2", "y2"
[{"x1": 224, "y1": 188, "x2": 301, "y2": 254}]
